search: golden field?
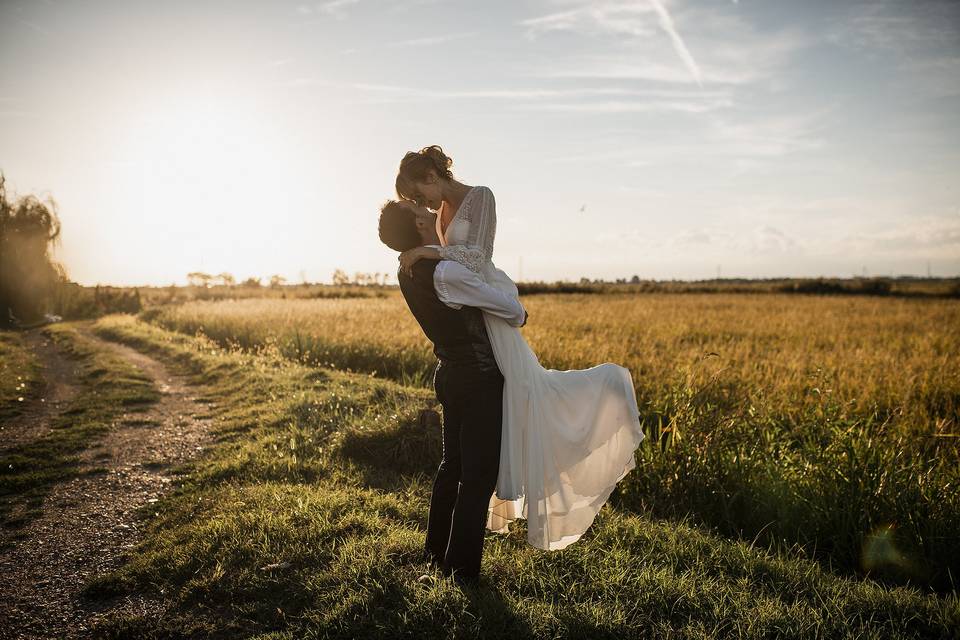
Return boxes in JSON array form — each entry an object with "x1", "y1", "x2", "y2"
[{"x1": 143, "y1": 291, "x2": 960, "y2": 434}]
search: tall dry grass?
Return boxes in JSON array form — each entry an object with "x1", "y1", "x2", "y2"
[{"x1": 143, "y1": 293, "x2": 960, "y2": 435}]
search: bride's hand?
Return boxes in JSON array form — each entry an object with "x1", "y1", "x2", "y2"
[{"x1": 399, "y1": 247, "x2": 429, "y2": 277}]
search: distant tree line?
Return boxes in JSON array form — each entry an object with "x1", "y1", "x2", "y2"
[
  {"x1": 330, "y1": 270, "x2": 391, "y2": 286},
  {"x1": 184, "y1": 270, "x2": 392, "y2": 288},
  {"x1": 518, "y1": 276, "x2": 960, "y2": 298},
  {"x1": 181, "y1": 269, "x2": 958, "y2": 298}
]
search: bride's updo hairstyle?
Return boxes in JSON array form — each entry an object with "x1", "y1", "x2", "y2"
[{"x1": 395, "y1": 145, "x2": 454, "y2": 203}]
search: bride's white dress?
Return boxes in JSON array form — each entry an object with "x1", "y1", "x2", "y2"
[{"x1": 435, "y1": 185, "x2": 646, "y2": 551}]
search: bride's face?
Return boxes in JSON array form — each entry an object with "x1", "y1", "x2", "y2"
[{"x1": 411, "y1": 171, "x2": 443, "y2": 211}]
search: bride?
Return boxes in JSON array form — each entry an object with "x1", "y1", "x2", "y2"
[{"x1": 395, "y1": 145, "x2": 645, "y2": 551}]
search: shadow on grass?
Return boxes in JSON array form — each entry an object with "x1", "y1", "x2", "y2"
[
  {"x1": 337, "y1": 416, "x2": 442, "y2": 491},
  {"x1": 612, "y1": 399, "x2": 960, "y2": 593}
]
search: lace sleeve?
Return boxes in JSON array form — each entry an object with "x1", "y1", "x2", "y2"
[
  {"x1": 437, "y1": 186, "x2": 496, "y2": 274},
  {"x1": 437, "y1": 245, "x2": 484, "y2": 273}
]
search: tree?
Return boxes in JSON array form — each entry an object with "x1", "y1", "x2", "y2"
[
  {"x1": 0, "y1": 173, "x2": 66, "y2": 327},
  {"x1": 332, "y1": 269, "x2": 350, "y2": 286},
  {"x1": 241, "y1": 276, "x2": 262, "y2": 287},
  {"x1": 269, "y1": 274, "x2": 287, "y2": 288},
  {"x1": 216, "y1": 272, "x2": 236, "y2": 287},
  {"x1": 187, "y1": 272, "x2": 213, "y2": 287}
]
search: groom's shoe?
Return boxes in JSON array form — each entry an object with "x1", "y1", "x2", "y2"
[
  {"x1": 442, "y1": 564, "x2": 479, "y2": 589},
  {"x1": 415, "y1": 550, "x2": 447, "y2": 584},
  {"x1": 415, "y1": 550, "x2": 480, "y2": 588},
  {"x1": 449, "y1": 570, "x2": 480, "y2": 589},
  {"x1": 416, "y1": 561, "x2": 480, "y2": 589}
]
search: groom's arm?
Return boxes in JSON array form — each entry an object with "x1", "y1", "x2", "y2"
[{"x1": 433, "y1": 259, "x2": 527, "y2": 327}]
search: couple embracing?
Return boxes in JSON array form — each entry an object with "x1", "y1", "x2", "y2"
[{"x1": 377, "y1": 146, "x2": 645, "y2": 588}]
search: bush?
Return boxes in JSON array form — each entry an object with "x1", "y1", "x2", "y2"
[{"x1": 0, "y1": 173, "x2": 67, "y2": 327}]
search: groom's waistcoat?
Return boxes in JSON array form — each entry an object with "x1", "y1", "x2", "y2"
[{"x1": 397, "y1": 259, "x2": 499, "y2": 373}]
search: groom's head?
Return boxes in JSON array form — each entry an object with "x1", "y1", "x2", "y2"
[{"x1": 378, "y1": 199, "x2": 440, "y2": 251}]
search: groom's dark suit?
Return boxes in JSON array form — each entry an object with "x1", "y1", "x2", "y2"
[{"x1": 397, "y1": 258, "x2": 511, "y2": 582}]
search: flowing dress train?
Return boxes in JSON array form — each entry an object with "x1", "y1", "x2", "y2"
[{"x1": 435, "y1": 186, "x2": 645, "y2": 550}]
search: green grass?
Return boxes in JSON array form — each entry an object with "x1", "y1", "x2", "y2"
[
  {"x1": 139, "y1": 296, "x2": 960, "y2": 591},
  {"x1": 84, "y1": 314, "x2": 958, "y2": 639},
  {"x1": 0, "y1": 322, "x2": 160, "y2": 532},
  {"x1": 0, "y1": 330, "x2": 43, "y2": 421}
]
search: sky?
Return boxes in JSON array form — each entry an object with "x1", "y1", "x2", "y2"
[{"x1": 1, "y1": 0, "x2": 958, "y2": 286}]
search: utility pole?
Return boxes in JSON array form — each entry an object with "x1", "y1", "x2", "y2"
[{"x1": 716, "y1": 264, "x2": 721, "y2": 280}]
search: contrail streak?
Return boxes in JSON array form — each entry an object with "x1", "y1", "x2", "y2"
[{"x1": 647, "y1": 0, "x2": 703, "y2": 87}]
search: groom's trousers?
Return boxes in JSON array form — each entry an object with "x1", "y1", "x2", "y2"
[{"x1": 425, "y1": 359, "x2": 504, "y2": 580}]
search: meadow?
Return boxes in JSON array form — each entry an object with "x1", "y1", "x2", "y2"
[
  {"x1": 137, "y1": 291, "x2": 960, "y2": 593},
  {"x1": 5, "y1": 289, "x2": 958, "y2": 637},
  {"x1": 78, "y1": 314, "x2": 958, "y2": 638}
]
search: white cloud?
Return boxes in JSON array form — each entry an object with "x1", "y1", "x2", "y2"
[
  {"x1": 705, "y1": 110, "x2": 829, "y2": 158},
  {"x1": 542, "y1": 110, "x2": 826, "y2": 168},
  {"x1": 297, "y1": 0, "x2": 360, "y2": 19},
  {"x1": 388, "y1": 32, "x2": 476, "y2": 47},
  {"x1": 671, "y1": 228, "x2": 712, "y2": 245},
  {"x1": 828, "y1": 1, "x2": 960, "y2": 55},
  {"x1": 746, "y1": 225, "x2": 801, "y2": 255},
  {"x1": 521, "y1": 1, "x2": 811, "y2": 88},
  {"x1": 348, "y1": 83, "x2": 733, "y2": 114},
  {"x1": 825, "y1": 1, "x2": 960, "y2": 96},
  {"x1": 900, "y1": 55, "x2": 960, "y2": 98},
  {"x1": 833, "y1": 215, "x2": 960, "y2": 258},
  {"x1": 648, "y1": 0, "x2": 702, "y2": 86},
  {"x1": 676, "y1": 225, "x2": 801, "y2": 256},
  {"x1": 520, "y1": 3, "x2": 659, "y2": 40},
  {"x1": 596, "y1": 223, "x2": 803, "y2": 257},
  {"x1": 511, "y1": 97, "x2": 730, "y2": 113},
  {"x1": 540, "y1": 59, "x2": 704, "y2": 85},
  {"x1": 521, "y1": 9, "x2": 586, "y2": 38},
  {"x1": 17, "y1": 19, "x2": 50, "y2": 37}
]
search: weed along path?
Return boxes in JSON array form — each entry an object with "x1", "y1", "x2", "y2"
[{"x1": 0, "y1": 322, "x2": 217, "y2": 639}]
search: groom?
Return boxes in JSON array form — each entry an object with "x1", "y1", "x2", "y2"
[{"x1": 378, "y1": 199, "x2": 527, "y2": 587}]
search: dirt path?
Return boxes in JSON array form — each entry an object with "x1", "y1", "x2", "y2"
[
  {"x1": 0, "y1": 323, "x2": 217, "y2": 639},
  {"x1": 0, "y1": 330, "x2": 81, "y2": 452}
]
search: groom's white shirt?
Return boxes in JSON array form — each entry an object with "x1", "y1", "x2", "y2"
[{"x1": 424, "y1": 245, "x2": 526, "y2": 327}]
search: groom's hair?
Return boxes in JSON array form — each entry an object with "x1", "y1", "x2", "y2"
[{"x1": 378, "y1": 200, "x2": 421, "y2": 252}]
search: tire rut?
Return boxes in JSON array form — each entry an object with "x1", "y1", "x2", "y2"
[{"x1": 0, "y1": 330, "x2": 81, "y2": 453}]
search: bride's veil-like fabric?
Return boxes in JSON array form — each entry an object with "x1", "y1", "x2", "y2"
[
  {"x1": 437, "y1": 186, "x2": 645, "y2": 551},
  {"x1": 481, "y1": 279, "x2": 644, "y2": 550}
]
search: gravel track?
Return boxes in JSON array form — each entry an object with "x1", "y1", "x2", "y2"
[{"x1": 0, "y1": 323, "x2": 216, "y2": 639}]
